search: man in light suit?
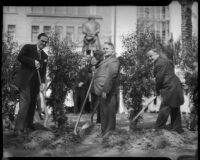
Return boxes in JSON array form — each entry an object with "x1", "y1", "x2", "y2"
[
  {"x1": 14, "y1": 33, "x2": 48, "y2": 135},
  {"x1": 92, "y1": 42, "x2": 120, "y2": 136}
]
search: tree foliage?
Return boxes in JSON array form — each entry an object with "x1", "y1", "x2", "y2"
[
  {"x1": 171, "y1": 35, "x2": 198, "y2": 108},
  {"x1": 46, "y1": 30, "x2": 84, "y2": 125},
  {"x1": 2, "y1": 34, "x2": 21, "y2": 121},
  {"x1": 119, "y1": 27, "x2": 162, "y2": 130},
  {"x1": 182, "y1": 36, "x2": 198, "y2": 109}
]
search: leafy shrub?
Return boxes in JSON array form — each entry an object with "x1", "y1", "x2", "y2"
[
  {"x1": 119, "y1": 27, "x2": 162, "y2": 130},
  {"x1": 2, "y1": 34, "x2": 21, "y2": 121},
  {"x1": 46, "y1": 31, "x2": 84, "y2": 124}
]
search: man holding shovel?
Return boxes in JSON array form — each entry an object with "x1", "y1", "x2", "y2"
[
  {"x1": 147, "y1": 47, "x2": 184, "y2": 134},
  {"x1": 14, "y1": 33, "x2": 48, "y2": 135},
  {"x1": 92, "y1": 42, "x2": 120, "y2": 137}
]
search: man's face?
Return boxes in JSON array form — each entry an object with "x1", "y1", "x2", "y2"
[
  {"x1": 37, "y1": 36, "x2": 48, "y2": 50},
  {"x1": 103, "y1": 44, "x2": 113, "y2": 57},
  {"x1": 147, "y1": 50, "x2": 159, "y2": 63}
]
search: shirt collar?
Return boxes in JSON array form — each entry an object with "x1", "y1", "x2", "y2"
[{"x1": 37, "y1": 45, "x2": 41, "y2": 52}]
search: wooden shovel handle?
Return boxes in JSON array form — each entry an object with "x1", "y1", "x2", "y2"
[{"x1": 74, "y1": 73, "x2": 95, "y2": 135}]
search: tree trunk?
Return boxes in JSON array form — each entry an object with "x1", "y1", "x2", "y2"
[{"x1": 178, "y1": 0, "x2": 193, "y2": 64}]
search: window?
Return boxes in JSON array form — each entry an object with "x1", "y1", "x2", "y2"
[
  {"x1": 137, "y1": 6, "x2": 170, "y2": 43},
  {"x1": 3, "y1": 6, "x2": 9, "y2": 12},
  {"x1": 66, "y1": 26, "x2": 75, "y2": 43},
  {"x1": 44, "y1": 7, "x2": 54, "y2": 14},
  {"x1": 77, "y1": 7, "x2": 88, "y2": 16},
  {"x1": 89, "y1": 6, "x2": 96, "y2": 15},
  {"x1": 55, "y1": 26, "x2": 63, "y2": 40},
  {"x1": 77, "y1": 26, "x2": 84, "y2": 42},
  {"x1": 145, "y1": 7, "x2": 150, "y2": 19},
  {"x1": 43, "y1": 26, "x2": 51, "y2": 36},
  {"x1": 66, "y1": 7, "x2": 77, "y2": 15},
  {"x1": 32, "y1": 7, "x2": 43, "y2": 14},
  {"x1": 155, "y1": 7, "x2": 160, "y2": 19},
  {"x1": 4, "y1": 6, "x2": 17, "y2": 13},
  {"x1": 55, "y1": 7, "x2": 66, "y2": 15},
  {"x1": 156, "y1": 22, "x2": 160, "y2": 37},
  {"x1": 137, "y1": 7, "x2": 144, "y2": 18},
  {"x1": 165, "y1": 6, "x2": 170, "y2": 19},
  {"x1": 31, "y1": 26, "x2": 39, "y2": 42},
  {"x1": 7, "y1": 25, "x2": 16, "y2": 39},
  {"x1": 162, "y1": 7, "x2": 165, "y2": 19},
  {"x1": 150, "y1": 7, "x2": 155, "y2": 19}
]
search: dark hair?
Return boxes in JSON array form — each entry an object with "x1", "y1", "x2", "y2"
[
  {"x1": 104, "y1": 41, "x2": 114, "y2": 49},
  {"x1": 37, "y1": 33, "x2": 48, "y2": 40},
  {"x1": 146, "y1": 48, "x2": 159, "y2": 56},
  {"x1": 147, "y1": 46, "x2": 168, "y2": 60}
]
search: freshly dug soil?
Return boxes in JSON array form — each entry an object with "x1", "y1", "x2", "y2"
[{"x1": 3, "y1": 113, "x2": 198, "y2": 159}]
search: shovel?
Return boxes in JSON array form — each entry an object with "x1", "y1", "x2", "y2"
[
  {"x1": 78, "y1": 99, "x2": 100, "y2": 136},
  {"x1": 74, "y1": 73, "x2": 95, "y2": 135},
  {"x1": 36, "y1": 69, "x2": 50, "y2": 129},
  {"x1": 132, "y1": 97, "x2": 156, "y2": 122}
]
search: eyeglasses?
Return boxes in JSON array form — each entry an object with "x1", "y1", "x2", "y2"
[
  {"x1": 103, "y1": 48, "x2": 109, "y2": 50},
  {"x1": 41, "y1": 40, "x2": 48, "y2": 44}
]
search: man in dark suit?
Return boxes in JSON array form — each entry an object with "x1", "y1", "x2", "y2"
[
  {"x1": 92, "y1": 42, "x2": 120, "y2": 137},
  {"x1": 147, "y1": 48, "x2": 184, "y2": 134},
  {"x1": 74, "y1": 63, "x2": 92, "y2": 114},
  {"x1": 14, "y1": 33, "x2": 48, "y2": 135}
]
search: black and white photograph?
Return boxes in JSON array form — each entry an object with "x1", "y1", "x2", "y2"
[{"x1": 2, "y1": 1, "x2": 198, "y2": 159}]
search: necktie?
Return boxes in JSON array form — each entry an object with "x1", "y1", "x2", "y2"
[{"x1": 38, "y1": 50, "x2": 41, "y2": 60}]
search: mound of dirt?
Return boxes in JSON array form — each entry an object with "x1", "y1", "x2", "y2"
[
  {"x1": 129, "y1": 129, "x2": 198, "y2": 150},
  {"x1": 24, "y1": 130, "x2": 55, "y2": 150},
  {"x1": 49, "y1": 132, "x2": 81, "y2": 150},
  {"x1": 102, "y1": 129, "x2": 130, "y2": 148}
]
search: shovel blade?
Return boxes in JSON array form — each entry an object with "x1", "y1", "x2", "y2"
[{"x1": 81, "y1": 122, "x2": 92, "y2": 130}]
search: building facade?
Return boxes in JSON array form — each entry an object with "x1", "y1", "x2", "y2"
[
  {"x1": 3, "y1": 6, "x2": 114, "y2": 52},
  {"x1": 3, "y1": 2, "x2": 198, "y2": 55},
  {"x1": 114, "y1": 2, "x2": 198, "y2": 55}
]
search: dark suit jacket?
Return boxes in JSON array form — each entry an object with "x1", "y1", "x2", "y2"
[
  {"x1": 77, "y1": 65, "x2": 92, "y2": 89},
  {"x1": 93, "y1": 54, "x2": 120, "y2": 96},
  {"x1": 154, "y1": 57, "x2": 184, "y2": 107},
  {"x1": 15, "y1": 44, "x2": 48, "y2": 89}
]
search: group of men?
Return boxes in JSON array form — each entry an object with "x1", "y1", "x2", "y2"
[{"x1": 14, "y1": 29, "x2": 187, "y2": 137}]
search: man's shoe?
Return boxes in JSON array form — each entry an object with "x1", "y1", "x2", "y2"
[{"x1": 172, "y1": 128, "x2": 184, "y2": 134}]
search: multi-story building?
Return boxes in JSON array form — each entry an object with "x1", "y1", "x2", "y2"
[
  {"x1": 136, "y1": 6, "x2": 170, "y2": 43},
  {"x1": 3, "y1": 6, "x2": 115, "y2": 52},
  {"x1": 114, "y1": 2, "x2": 198, "y2": 54},
  {"x1": 3, "y1": 2, "x2": 198, "y2": 55}
]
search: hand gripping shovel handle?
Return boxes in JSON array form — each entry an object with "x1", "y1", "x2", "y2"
[
  {"x1": 74, "y1": 73, "x2": 95, "y2": 135},
  {"x1": 36, "y1": 69, "x2": 49, "y2": 128},
  {"x1": 132, "y1": 97, "x2": 156, "y2": 122},
  {"x1": 36, "y1": 69, "x2": 45, "y2": 96},
  {"x1": 36, "y1": 69, "x2": 42, "y2": 85}
]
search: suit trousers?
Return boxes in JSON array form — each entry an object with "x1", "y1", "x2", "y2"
[
  {"x1": 15, "y1": 79, "x2": 39, "y2": 130},
  {"x1": 155, "y1": 103, "x2": 183, "y2": 132},
  {"x1": 76, "y1": 87, "x2": 91, "y2": 113},
  {"x1": 91, "y1": 93, "x2": 101, "y2": 123},
  {"x1": 100, "y1": 93, "x2": 118, "y2": 136}
]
